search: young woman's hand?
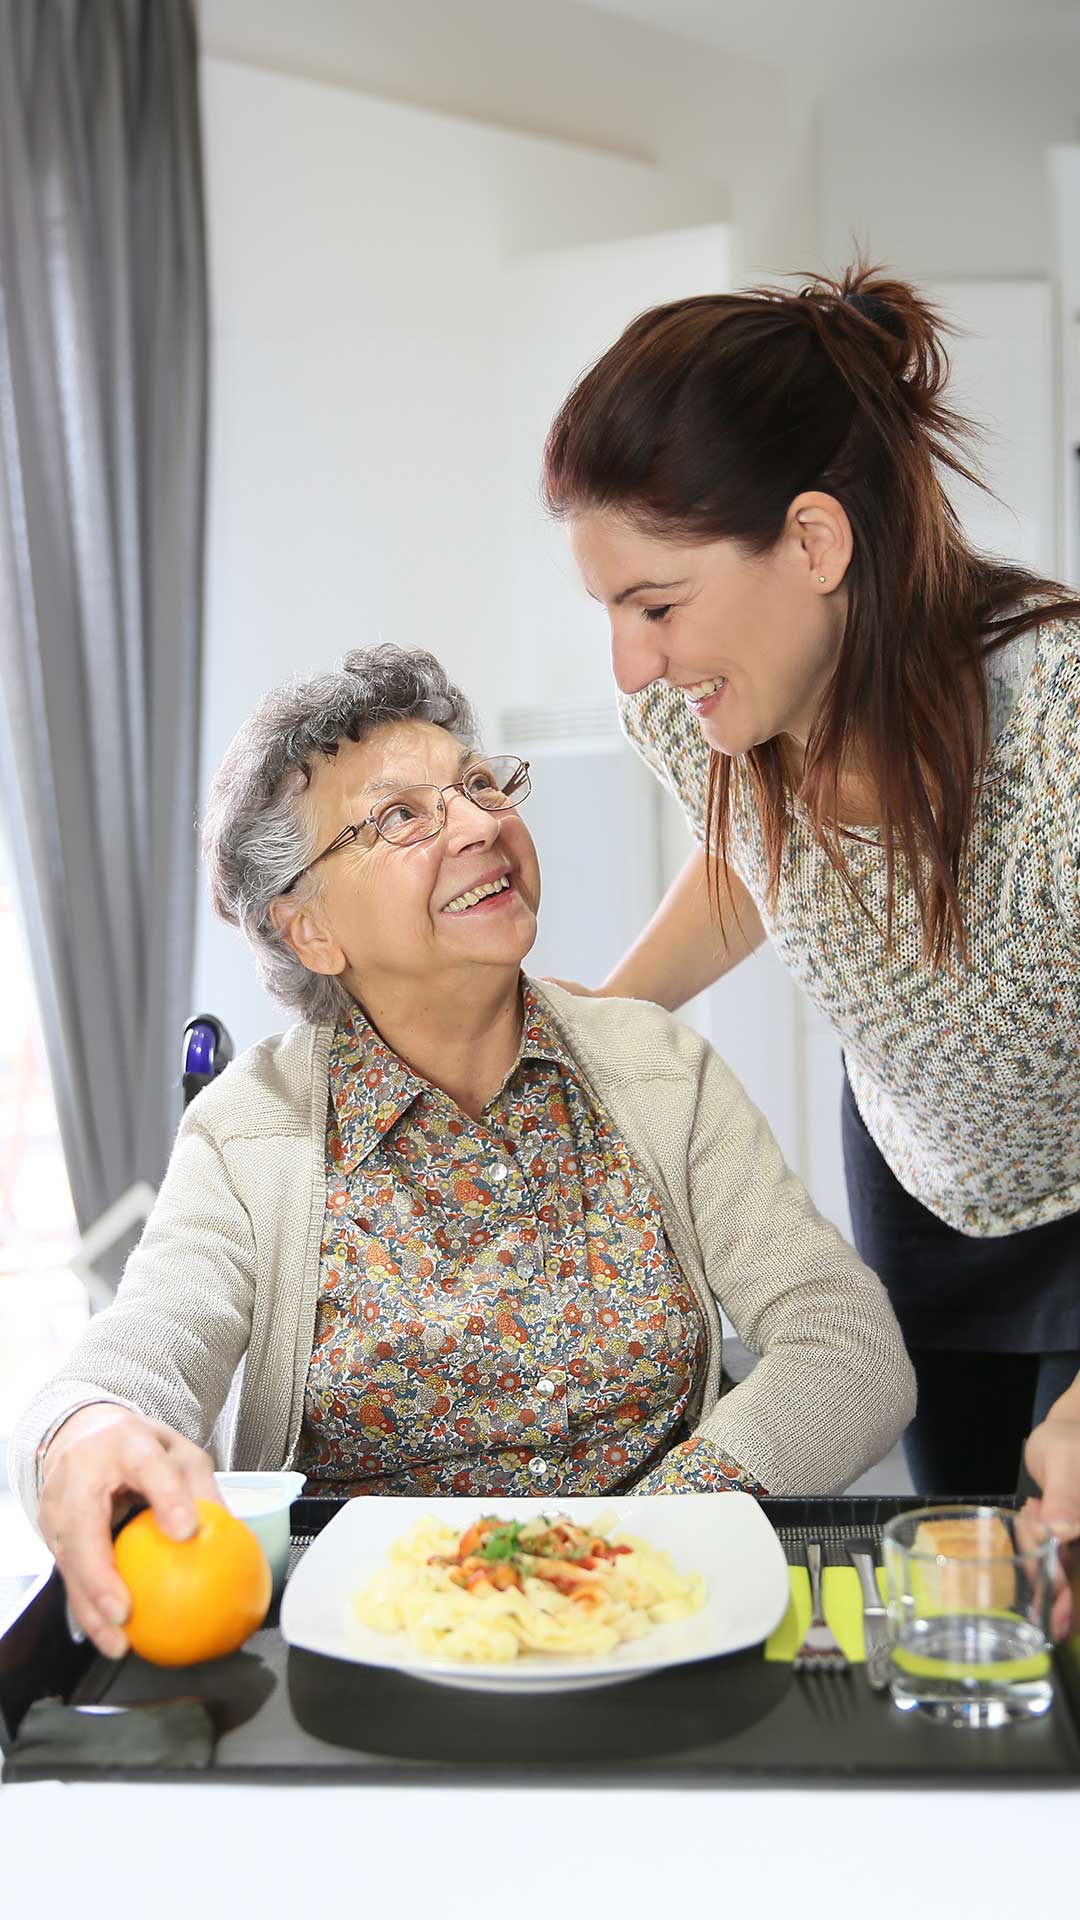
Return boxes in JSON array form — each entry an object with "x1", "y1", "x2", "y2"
[
  {"x1": 37, "y1": 1402, "x2": 223, "y2": 1659},
  {"x1": 1026, "y1": 1373, "x2": 1080, "y2": 1529},
  {"x1": 1023, "y1": 1393, "x2": 1080, "y2": 1640}
]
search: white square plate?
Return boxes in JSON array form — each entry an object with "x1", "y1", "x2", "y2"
[{"x1": 281, "y1": 1493, "x2": 789, "y2": 1692}]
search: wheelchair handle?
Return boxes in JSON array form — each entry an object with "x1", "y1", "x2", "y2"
[{"x1": 181, "y1": 1013, "x2": 235, "y2": 1107}]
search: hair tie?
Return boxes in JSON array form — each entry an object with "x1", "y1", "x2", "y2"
[{"x1": 843, "y1": 288, "x2": 888, "y2": 327}]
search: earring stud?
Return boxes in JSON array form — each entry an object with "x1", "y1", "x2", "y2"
[{"x1": 818, "y1": 575, "x2": 826, "y2": 584}]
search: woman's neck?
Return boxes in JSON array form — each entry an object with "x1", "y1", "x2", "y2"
[
  {"x1": 348, "y1": 969, "x2": 526, "y2": 1122},
  {"x1": 781, "y1": 652, "x2": 989, "y2": 831},
  {"x1": 782, "y1": 731, "x2": 882, "y2": 828}
]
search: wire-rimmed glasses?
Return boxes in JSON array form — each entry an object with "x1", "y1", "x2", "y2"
[{"x1": 281, "y1": 755, "x2": 532, "y2": 893}]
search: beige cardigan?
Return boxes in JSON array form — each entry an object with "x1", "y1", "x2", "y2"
[{"x1": 9, "y1": 983, "x2": 915, "y2": 1519}]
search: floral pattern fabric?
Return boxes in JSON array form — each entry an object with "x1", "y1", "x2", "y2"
[
  {"x1": 295, "y1": 985, "x2": 760, "y2": 1498},
  {"x1": 634, "y1": 1434, "x2": 767, "y2": 1498}
]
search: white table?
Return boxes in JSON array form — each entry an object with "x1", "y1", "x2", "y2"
[{"x1": 1, "y1": 1782, "x2": 1077, "y2": 1919}]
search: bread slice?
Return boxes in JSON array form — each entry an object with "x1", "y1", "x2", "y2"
[{"x1": 911, "y1": 1514, "x2": 1016, "y2": 1612}]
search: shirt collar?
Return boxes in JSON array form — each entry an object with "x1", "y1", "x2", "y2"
[
  {"x1": 327, "y1": 1006, "x2": 428, "y2": 1175},
  {"x1": 516, "y1": 978, "x2": 576, "y2": 1072},
  {"x1": 327, "y1": 979, "x2": 573, "y2": 1174}
]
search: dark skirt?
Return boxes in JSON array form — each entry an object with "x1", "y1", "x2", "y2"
[{"x1": 841, "y1": 1066, "x2": 1080, "y2": 1354}]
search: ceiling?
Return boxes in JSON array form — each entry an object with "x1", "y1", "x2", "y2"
[{"x1": 574, "y1": 0, "x2": 1080, "y2": 71}]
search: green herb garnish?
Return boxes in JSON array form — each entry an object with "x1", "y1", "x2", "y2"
[{"x1": 475, "y1": 1522, "x2": 527, "y2": 1564}]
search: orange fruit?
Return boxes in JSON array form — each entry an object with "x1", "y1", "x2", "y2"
[{"x1": 114, "y1": 1498, "x2": 272, "y2": 1666}]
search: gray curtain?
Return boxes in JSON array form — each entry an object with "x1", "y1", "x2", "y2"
[{"x1": 0, "y1": 0, "x2": 208, "y2": 1248}]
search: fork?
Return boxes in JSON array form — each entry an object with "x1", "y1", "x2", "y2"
[{"x1": 792, "y1": 1540, "x2": 850, "y2": 1675}]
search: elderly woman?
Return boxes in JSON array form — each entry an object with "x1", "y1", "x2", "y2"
[{"x1": 12, "y1": 646, "x2": 914, "y2": 1659}]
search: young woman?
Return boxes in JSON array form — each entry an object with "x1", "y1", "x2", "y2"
[{"x1": 542, "y1": 263, "x2": 1080, "y2": 1536}]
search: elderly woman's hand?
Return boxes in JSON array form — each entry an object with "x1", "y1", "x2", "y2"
[{"x1": 38, "y1": 1403, "x2": 223, "y2": 1659}]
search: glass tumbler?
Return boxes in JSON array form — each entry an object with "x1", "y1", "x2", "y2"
[{"x1": 882, "y1": 1504, "x2": 1056, "y2": 1729}]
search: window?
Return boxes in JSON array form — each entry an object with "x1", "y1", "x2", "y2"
[{"x1": 0, "y1": 826, "x2": 86, "y2": 1441}]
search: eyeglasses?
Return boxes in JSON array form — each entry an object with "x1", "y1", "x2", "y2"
[{"x1": 281, "y1": 755, "x2": 532, "y2": 893}]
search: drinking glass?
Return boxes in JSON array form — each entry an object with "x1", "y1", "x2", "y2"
[{"x1": 882, "y1": 1504, "x2": 1056, "y2": 1728}]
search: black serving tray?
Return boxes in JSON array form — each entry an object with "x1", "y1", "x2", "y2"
[{"x1": 3, "y1": 1495, "x2": 1079, "y2": 1787}]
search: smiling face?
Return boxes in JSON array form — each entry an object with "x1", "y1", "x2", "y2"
[
  {"x1": 275, "y1": 720, "x2": 540, "y2": 1013},
  {"x1": 569, "y1": 500, "x2": 851, "y2": 759}
]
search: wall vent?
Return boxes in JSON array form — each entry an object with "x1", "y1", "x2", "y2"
[{"x1": 499, "y1": 703, "x2": 621, "y2": 752}]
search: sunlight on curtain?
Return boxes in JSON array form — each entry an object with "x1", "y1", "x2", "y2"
[{"x1": 0, "y1": 825, "x2": 86, "y2": 1443}]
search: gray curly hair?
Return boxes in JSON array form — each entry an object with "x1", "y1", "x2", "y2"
[{"x1": 201, "y1": 645, "x2": 479, "y2": 1024}]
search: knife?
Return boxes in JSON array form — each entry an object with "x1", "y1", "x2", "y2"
[{"x1": 848, "y1": 1547, "x2": 891, "y2": 1692}]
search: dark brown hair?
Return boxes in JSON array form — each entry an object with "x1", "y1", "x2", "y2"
[{"x1": 542, "y1": 262, "x2": 1080, "y2": 966}]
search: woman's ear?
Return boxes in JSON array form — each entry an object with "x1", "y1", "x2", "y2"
[
  {"x1": 787, "y1": 491, "x2": 854, "y2": 591},
  {"x1": 270, "y1": 898, "x2": 347, "y2": 979}
]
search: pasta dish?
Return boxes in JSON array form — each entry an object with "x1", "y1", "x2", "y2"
[{"x1": 354, "y1": 1511, "x2": 705, "y2": 1663}]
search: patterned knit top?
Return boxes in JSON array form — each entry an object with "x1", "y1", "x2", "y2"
[{"x1": 620, "y1": 613, "x2": 1080, "y2": 1238}]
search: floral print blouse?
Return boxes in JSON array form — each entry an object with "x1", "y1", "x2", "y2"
[{"x1": 295, "y1": 984, "x2": 765, "y2": 1499}]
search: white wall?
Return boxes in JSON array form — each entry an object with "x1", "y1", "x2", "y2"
[
  {"x1": 499, "y1": 220, "x2": 804, "y2": 1166},
  {"x1": 934, "y1": 280, "x2": 1057, "y2": 574},
  {"x1": 194, "y1": 58, "x2": 727, "y2": 1049},
  {"x1": 818, "y1": 44, "x2": 1080, "y2": 281},
  {"x1": 198, "y1": 0, "x2": 816, "y2": 276},
  {"x1": 201, "y1": 0, "x2": 1079, "y2": 289},
  {"x1": 1050, "y1": 148, "x2": 1080, "y2": 586},
  {"x1": 502, "y1": 224, "x2": 733, "y2": 715}
]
